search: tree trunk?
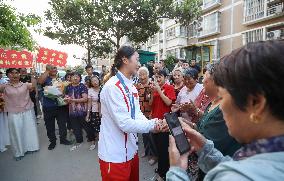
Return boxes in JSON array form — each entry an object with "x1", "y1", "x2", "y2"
[
  {"x1": 87, "y1": 43, "x2": 91, "y2": 65},
  {"x1": 116, "y1": 36, "x2": 120, "y2": 50}
]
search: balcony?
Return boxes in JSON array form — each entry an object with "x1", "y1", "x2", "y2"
[
  {"x1": 198, "y1": 11, "x2": 221, "y2": 38},
  {"x1": 243, "y1": 0, "x2": 284, "y2": 25},
  {"x1": 202, "y1": 0, "x2": 221, "y2": 12}
]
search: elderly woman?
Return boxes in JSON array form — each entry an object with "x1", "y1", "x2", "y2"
[
  {"x1": 172, "y1": 69, "x2": 203, "y2": 122},
  {"x1": 136, "y1": 67, "x2": 158, "y2": 165},
  {"x1": 181, "y1": 64, "x2": 241, "y2": 180},
  {"x1": 172, "y1": 68, "x2": 184, "y2": 97},
  {"x1": 166, "y1": 40, "x2": 284, "y2": 180},
  {"x1": 0, "y1": 68, "x2": 39, "y2": 160}
]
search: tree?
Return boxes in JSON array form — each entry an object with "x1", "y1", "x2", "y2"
[
  {"x1": 164, "y1": 55, "x2": 176, "y2": 72},
  {"x1": 0, "y1": 3, "x2": 41, "y2": 50},
  {"x1": 73, "y1": 65, "x2": 85, "y2": 75},
  {"x1": 44, "y1": 0, "x2": 201, "y2": 64},
  {"x1": 44, "y1": 0, "x2": 113, "y2": 64}
]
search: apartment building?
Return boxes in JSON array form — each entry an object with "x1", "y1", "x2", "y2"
[
  {"x1": 121, "y1": 0, "x2": 284, "y2": 63},
  {"x1": 144, "y1": 19, "x2": 188, "y2": 60},
  {"x1": 187, "y1": 0, "x2": 284, "y2": 62}
]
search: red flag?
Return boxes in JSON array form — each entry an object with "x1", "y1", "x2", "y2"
[
  {"x1": 36, "y1": 47, "x2": 67, "y2": 67},
  {"x1": 0, "y1": 48, "x2": 33, "y2": 68}
]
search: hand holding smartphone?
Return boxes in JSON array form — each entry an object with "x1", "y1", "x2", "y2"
[{"x1": 164, "y1": 112, "x2": 191, "y2": 155}]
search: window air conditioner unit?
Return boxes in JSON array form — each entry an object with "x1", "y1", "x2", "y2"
[{"x1": 267, "y1": 30, "x2": 282, "y2": 40}]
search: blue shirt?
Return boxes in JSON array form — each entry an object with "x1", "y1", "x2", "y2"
[
  {"x1": 42, "y1": 77, "x2": 58, "y2": 108},
  {"x1": 65, "y1": 83, "x2": 88, "y2": 117}
]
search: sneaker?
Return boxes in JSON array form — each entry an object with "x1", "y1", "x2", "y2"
[
  {"x1": 60, "y1": 139, "x2": 72, "y2": 145},
  {"x1": 0, "y1": 148, "x2": 8, "y2": 152},
  {"x1": 148, "y1": 158, "x2": 157, "y2": 166},
  {"x1": 70, "y1": 144, "x2": 82, "y2": 151},
  {"x1": 14, "y1": 156, "x2": 24, "y2": 161},
  {"x1": 89, "y1": 144, "x2": 96, "y2": 150},
  {"x1": 48, "y1": 142, "x2": 56, "y2": 150}
]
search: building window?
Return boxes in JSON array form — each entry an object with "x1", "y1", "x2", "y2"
[
  {"x1": 188, "y1": 23, "x2": 199, "y2": 38},
  {"x1": 267, "y1": 0, "x2": 284, "y2": 17},
  {"x1": 202, "y1": 0, "x2": 221, "y2": 10},
  {"x1": 148, "y1": 35, "x2": 158, "y2": 46},
  {"x1": 166, "y1": 27, "x2": 176, "y2": 39},
  {"x1": 200, "y1": 12, "x2": 220, "y2": 37},
  {"x1": 244, "y1": 0, "x2": 265, "y2": 23},
  {"x1": 166, "y1": 48, "x2": 180, "y2": 58},
  {"x1": 243, "y1": 28, "x2": 264, "y2": 44},
  {"x1": 166, "y1": 25, "x2": 188, "y2": 39},
  {"x1": 180, "y1": 49, "x2": 186, "y2": 59}
]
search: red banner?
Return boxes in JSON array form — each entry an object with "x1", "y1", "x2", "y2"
[
  {"x1": 0, "y1": 49, "x2": 33, "y2": 68},
  {"x1": 36, "y1": 47, "x2": 67, "y2": 67}
]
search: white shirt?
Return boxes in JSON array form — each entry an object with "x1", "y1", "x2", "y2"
[
  {"x1": 0, "y1": 78, "x2": 7, "y2": 84},
  {"x1": 98, "y1": 71, "x2": 156, "y2": 163},
  {"x1": 88, "y1": 88, "x2": 100, "y2": 112},
  {"x1": 176, "y1": 83, "x2": 203, "y2": 120}
]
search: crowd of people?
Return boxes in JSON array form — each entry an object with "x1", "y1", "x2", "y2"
[{"x1": 0, "y1": 40, "x2": 284, "y2": 181}]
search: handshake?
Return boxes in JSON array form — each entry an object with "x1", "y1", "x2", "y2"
[{"x1": 152, "y1": 119, "x2": 169, "y2": 133}]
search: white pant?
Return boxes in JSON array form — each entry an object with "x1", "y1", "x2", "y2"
[
  {"x1": 0, "y1": 112, "x2": 10, "y2": 152},
  {"x1": 7, "y1": 109, "x2": 39, "y2": 157}
]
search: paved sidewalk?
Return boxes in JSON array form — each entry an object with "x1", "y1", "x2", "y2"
[{"x1": 0, "y1": 119, "x2": 157, "y2": 181}]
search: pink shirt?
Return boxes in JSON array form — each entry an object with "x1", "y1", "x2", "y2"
[{"x1": 3, "y1": 82, "x2": 34, "y2": 113}]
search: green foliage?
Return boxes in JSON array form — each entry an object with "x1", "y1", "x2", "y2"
[
  {"x1": 73, "y1": 65, "x2": 84, "y2": 75},
  {"x1": 44, "y1": 0, "x2": 201, "y2": 64},
  {"x1": 164, "y1": 55, "x2": 176, "y2": 72},
  {"x1": 169, "y1": 0, "x2": 202, "y2": 26},
  {"x1": 0, "y1": 3, "x2": 41, "y2": 50}
]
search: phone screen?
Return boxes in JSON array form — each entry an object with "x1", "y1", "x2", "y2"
[{"x1": 164, "y1": 112, "x2": 191, "y2": 155}]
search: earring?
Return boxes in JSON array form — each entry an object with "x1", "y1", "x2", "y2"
[{"x1": 249, "y1": 113, "x2": 261, "y2": 124}]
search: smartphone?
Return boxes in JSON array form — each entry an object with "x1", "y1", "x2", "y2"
[{"x1": 164, "y1": 112, "x2": 191, "y2": 155}]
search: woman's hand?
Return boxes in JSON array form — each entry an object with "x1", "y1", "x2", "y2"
[
  {"x1": 171, "y1": 104, "x2": 180, "y2": 112},
  {"x1": 152, "y1": 119, "x2": 168, "y2": 133},
  {"x1": 179, "y1": 101, "x2": 196, "y2": 113},
  {"x1": 85, "y1": 114, "x2": 90, "y2": 122},
  {"x1": 180, "y1": 119, "x2": 207, "y2": 152},
  {"x1": 168, "y1": 120, "x2": 207, "y2": 170},
  {"x1": 64, "y1": 96, "x2": 72, "y2": 103},
  {"x1": 168, "y1": 135, "x2": 190, "y2": 170}
]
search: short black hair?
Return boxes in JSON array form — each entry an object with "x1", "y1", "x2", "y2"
[
  {"x1": 213, "y1": 40, "x2": 284, "y2": 120},
  {"x1": 156, "y1": 69, "x2": 168, "y2": 77},
  {"x1": 6, "y1": 68, "x2": 20, "y2": 77},
  {"x1": 182, "y1": 59, "x2": 188, "y2": 63},
  {"x1": 85, "y1": 64, "x2": 93, "y2": 70},
  {"x1": 114, "y1": 46, "x2": 136, "y2": 69},
  {"x1": 70, "y1": 72, "x2": 82, "y2": 81},
  {"x1": 89, "y1": 75, "x2": 101, "y2": 88},
  {"x1": 184, "y1": 68, "x2": 198, "y2": 80},
  {"x1": 64, "y1": 73, "x2": 72, "y2": 80}
]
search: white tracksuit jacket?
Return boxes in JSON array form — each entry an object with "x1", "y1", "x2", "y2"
[{"x1": 98, "y1": 71, "x2": 156, "y2": 163}]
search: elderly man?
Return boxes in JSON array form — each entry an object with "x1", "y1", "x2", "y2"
[{"x1": 38, "y1": 65, "x2": 71, "y2": 150}]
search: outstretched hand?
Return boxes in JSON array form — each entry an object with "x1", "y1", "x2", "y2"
[
  {"x1": 153, "y1": 119, "x2": 169, "y2": 133},
  {"x1": 168, "y1": 118, "x2": 207, "y2": 170}
]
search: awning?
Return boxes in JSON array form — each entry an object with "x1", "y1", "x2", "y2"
[{"x1": 137, "y1": 50, "x2": 156, "y2": 65}]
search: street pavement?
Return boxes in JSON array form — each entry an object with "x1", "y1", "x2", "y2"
[{"x1": 0, "y1": 118, "x2": 157, "y2": 181}]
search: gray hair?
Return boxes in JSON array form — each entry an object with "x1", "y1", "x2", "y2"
[
  {"x1": 205, "y1": 63, "x2": 218, "y2": 75},
  {"x1": 173, "y1": 67, "x2": 185, "y2": 76},
  {"x1": 138, "y1": 66, "x2": 149, "y2": 76}
]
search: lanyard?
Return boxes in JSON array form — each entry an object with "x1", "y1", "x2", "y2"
[{"x1": 116, "y1": 73, "x2": 135, "y2": 119}]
